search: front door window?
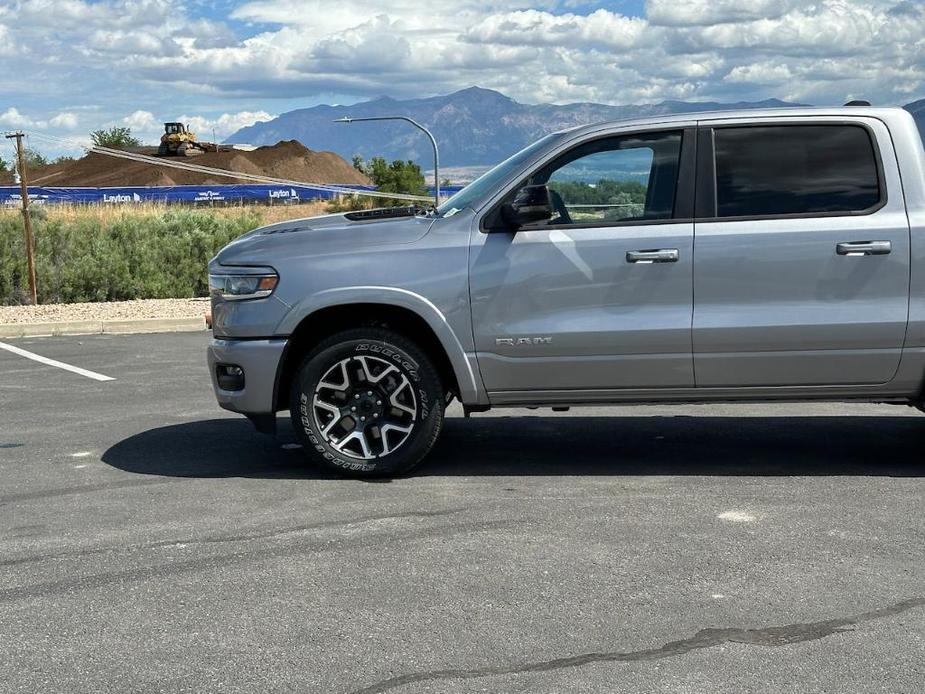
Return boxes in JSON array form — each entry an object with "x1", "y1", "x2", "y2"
[{"x1": 529, "y1": 131, "x2": 683, "y2": 226}]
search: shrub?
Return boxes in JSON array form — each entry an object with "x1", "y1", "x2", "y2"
[
  {"x1": 22, "y1": 148, "x2": 48, "y2": 170},
  {"x1": 0, "y1": 207, "x2": 263, "y2": 304},
  {"x1": 352, "y1": 156, "x2": 427, "y2": 207},
  {"x1": 327, "y1": 194, "x2": 371, "y2": 213},
  {"x1": 90, "y1": 126, "x2": 142, "y2": 150}
]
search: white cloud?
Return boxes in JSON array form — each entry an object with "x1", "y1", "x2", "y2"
[
  {"x1": 122, "y1": 110, "x2": 159, "y2": 132},
  {"x1": 86, "y1": 29, "x2": 182, "y2": 57},
  {"x1": 725, "y1": 62, "x2": 794, "y2": 85},
  {"x1": 49, "y1": 112, "x2": 79, "y2": 129},
  {"x1": 0, "y1": 107, "x2": 79, "y2": 131},
  {"x1": 308, "y1": 15, "x2": 413, "y2": 73},
  {"x1": 0, "y1": 23, "x2": 15, "y2": 56},
  {"x1": 114, "y1": 109, "x2": 274, "y2": 144},
  {"x1": 108, "y1": 0, "x2": 925, "y2": 106},
  {"x1": 0, "y1": 108, "x2": 32, "y2": 128},
  {"x1": 2, "y1": 0, "x2": 925, "y2": 143},
  {"x1": 646, "y1": 0, "x2": 804, "y2": 27},
  {"x1": 177, "y1": 111, "x2": 276, "y2": 139},
  {"x1": 693, "y1": 3, "x2": 886, "y2": 53},
  {"x1": 465, "y1": 9, "x2": 646, "y2": 50},
  {"x1": 230, "y1": 0, "x2": 544, "y2": 33}
]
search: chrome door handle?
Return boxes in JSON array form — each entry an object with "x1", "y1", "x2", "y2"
[
  {"x1": 836, "y1": 240, "x2": 891, "y2": 256},
  {"x1": 626, "y1": 249, "x2": 679, "y2": 264}
]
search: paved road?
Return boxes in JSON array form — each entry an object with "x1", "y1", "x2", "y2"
[{"x1": 1, "y1": 331, "x2": 923, "y2": 693}]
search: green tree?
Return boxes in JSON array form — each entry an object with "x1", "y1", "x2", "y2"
[
  {"x1": 90, "y1": 126, "x2": 141, "y2": 150},
  {"x1": 0, "y1": 155, "x2": 8, "y2": 173},
  {"x1": 548, "y1": 179, "x2": 648, "y2": 221},
  {"x1": 364, "y1": 157, "x2": 427, "y2": 206},
  {"x1": 22, "y1": 147, "x2": 48, "y2": 169},
  {"x1": 352, "y1": 154, "x2": 365, "y2": 172}
]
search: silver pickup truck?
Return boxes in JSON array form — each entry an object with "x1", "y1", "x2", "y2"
[{"x1": 208, "y1": 106, "x2": 925, "y2": 477}]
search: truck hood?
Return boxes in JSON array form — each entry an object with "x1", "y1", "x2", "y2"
[{"x1": 214, "y1": 211, "x2": 436, "y2": 266}]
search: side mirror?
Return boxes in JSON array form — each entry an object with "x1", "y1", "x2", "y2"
[{"x1": 501, "y1": 185, "x2": 553, "y2": 228}]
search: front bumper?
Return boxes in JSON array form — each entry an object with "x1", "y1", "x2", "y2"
[{"x1": 207, "y1": 337, "x2": 288, "y2": 416}]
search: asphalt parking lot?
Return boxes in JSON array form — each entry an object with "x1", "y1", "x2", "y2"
[{"x1": 1, "y1": 331, "x2": 924, "y2": 693}]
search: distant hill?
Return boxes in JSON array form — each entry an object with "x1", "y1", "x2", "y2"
[{"x1": 227, "y1": 87, "x2": 807, "y2": 168}]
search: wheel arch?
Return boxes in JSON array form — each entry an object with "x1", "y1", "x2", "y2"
[{"x1": 273, "y1": 289, "x2": 483, "y2": 411}]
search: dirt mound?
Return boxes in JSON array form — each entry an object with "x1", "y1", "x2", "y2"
[{"x1": 1, "y1": 140, "x2": 370, "y2": 187}]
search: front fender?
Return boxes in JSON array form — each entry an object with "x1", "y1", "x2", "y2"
[{"x1": 276, "y1": 286, "x2": 487, "y2": 405}]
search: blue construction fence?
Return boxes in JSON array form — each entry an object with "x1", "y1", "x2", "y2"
[{"x1": 0, "y1": 183, "x2": 465, "y2": 207}]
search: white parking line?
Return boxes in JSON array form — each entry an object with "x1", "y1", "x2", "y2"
[{"x1": 0, "y1": 341, "x2": 115, "y2": 382}]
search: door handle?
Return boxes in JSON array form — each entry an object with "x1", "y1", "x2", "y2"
[
  {"x1": 836, "y1": 240, "x2": 891, "y2": 256},
  {"x1": 626, "y1": 249, "x2": 679, "y2": 264}
]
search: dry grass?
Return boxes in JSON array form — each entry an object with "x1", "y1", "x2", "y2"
[
  {"x1": 0, "y1": 201, "x2": 333, "y2": 225},
  {"x1": 249, "y1": 201, "x2": 332, "y2": 224}
]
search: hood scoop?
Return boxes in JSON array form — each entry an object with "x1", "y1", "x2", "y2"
[
  {"x1": 259, "y1": 225, "x2": 303, "y2": 235},
  {"x1": 344, "y1": 205, "x2": 427, "y2": 221}
]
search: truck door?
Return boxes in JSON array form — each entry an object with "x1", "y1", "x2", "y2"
[
  {"x1": 469, "y1": 127, "x2": 696, "y2": 396},
  {"x1": 692, "y1": 119, "x2": 911, "y2": 386}
]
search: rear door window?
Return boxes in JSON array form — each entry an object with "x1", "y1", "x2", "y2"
[{"x1": 713, "y1": 125, "x2": 882, "y2": 218}]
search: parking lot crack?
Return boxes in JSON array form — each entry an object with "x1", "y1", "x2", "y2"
[{"x1": 346, "y1": 597, "x2": 925, "y2": 694}]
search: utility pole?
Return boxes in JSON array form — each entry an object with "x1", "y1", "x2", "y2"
[{"x1": 6, "y1": 132, "x2": 38, "y2": 304}]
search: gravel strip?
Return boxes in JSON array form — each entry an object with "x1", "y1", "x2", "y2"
[{"x1": 0, "y1": 298, "x2": 210, "y2": 325}]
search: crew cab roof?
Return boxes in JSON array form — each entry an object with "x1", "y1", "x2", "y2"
[{"x1": 558, "y1": 106, "x2": 910, "y2": 138}]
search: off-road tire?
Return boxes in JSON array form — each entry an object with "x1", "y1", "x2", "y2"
[{"x1": 289, "y1": 328, "x2": 445, "y2": 478}]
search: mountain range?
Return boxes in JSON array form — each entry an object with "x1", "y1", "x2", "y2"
[{"x1": 228, "y1": 86, "x2": 924, "y2": 169}]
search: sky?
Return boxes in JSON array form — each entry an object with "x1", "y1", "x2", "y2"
[{"x1": 1, "y1": 0, "x2": 924, "y2": 157}]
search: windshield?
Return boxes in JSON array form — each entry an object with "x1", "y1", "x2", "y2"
[{"x1": 437, "y1": 133, "x2": 561, "y2": 216}]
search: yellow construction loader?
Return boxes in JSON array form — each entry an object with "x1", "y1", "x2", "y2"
[{"x1": 158, "y1": 122, "x2": 208, "y2": 156}]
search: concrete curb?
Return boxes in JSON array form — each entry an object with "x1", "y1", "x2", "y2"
[{"x1": 0, "y1": 317, "x2": 207, "y2": 338}]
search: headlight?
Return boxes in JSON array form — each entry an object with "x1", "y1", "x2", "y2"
[{"x1": 209, "y1": 267, "x2": 279, "y2": 301}]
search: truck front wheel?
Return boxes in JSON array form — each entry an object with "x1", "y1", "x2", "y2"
[{"x1": 289, "y1": 328, "x2": 445, "y2": 477}]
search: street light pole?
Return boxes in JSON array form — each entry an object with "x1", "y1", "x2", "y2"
[{"x1": 333, "y1": 115, "x2": 440, "y2": 207}]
